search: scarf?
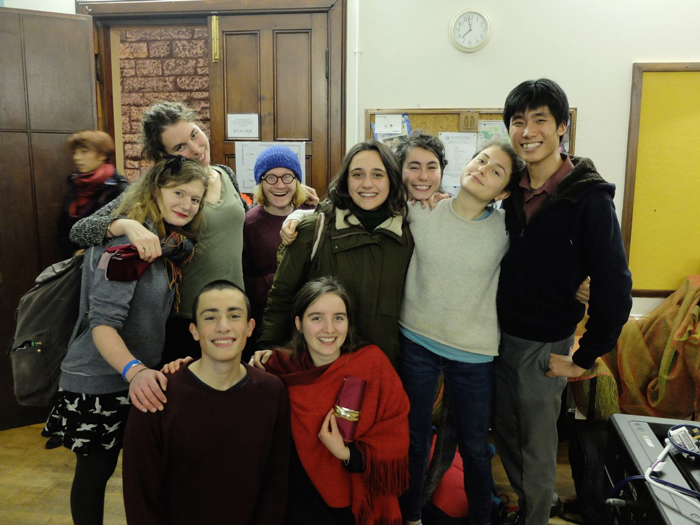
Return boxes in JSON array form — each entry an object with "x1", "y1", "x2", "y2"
[
  {"x1": 160, "y1": 226, "x2": 196, "y2": 312},
  {"x1": 103, "y1": 225, "x2": 195, "y2": 313},
  {"x1": 350, "y1": 203, "x2": 392, "y2": 232},
  {"x1": 68, "y1": 163, "x2": 116, "y2": 217},
  {"x1": 266, "y1": 345, "x2": 409, "y2": 525}
]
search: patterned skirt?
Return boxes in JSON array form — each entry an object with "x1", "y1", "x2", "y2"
[{"x1": 43, "y1": 388, "x2": 132, "y2": 455}]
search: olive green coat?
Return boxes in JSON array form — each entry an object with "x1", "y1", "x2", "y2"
[{"x1": 258, "y1": 208, "x2": 413, "y2": 366}]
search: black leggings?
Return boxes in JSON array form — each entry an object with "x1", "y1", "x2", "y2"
[{"x1": 70, "y1": 447, "x2": 121, "y2": 525}]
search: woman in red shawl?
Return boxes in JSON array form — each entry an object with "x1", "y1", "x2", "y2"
[{"x1": 252, "y1": 276, "x2": 409, "y2": 525}]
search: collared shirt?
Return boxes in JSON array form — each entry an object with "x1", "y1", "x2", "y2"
[{"x1": 520, "y1": 153, "x2": 574, "y2": 224}]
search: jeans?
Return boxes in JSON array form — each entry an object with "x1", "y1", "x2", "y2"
[{"x1": 398, "y1": 335, "x2": 494, "y2": 525}]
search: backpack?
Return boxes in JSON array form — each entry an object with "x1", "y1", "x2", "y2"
[{"x1": 8, "y1": 254, "x2": 86, "y2": 406}]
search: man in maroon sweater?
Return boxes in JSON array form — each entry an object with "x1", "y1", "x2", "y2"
[{"x1": 122, "y1": 281, "x2": 290, "y2": 524}]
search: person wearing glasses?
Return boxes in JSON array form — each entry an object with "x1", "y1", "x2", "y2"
[{"x1": 242, "y1": 145, "x2": 309, "y2": 357}]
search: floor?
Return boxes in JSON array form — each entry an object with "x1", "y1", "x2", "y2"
[{"x1": 0, "y1": 423, "x2": 580, "y2": 524}]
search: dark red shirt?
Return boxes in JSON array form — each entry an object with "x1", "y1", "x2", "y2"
[{"x1": 520, "y1": 154, "x2": 574, "y2": 223}]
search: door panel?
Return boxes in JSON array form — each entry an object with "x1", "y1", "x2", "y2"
[
  {"x1": 23, "y1": 13, "x2": 95, "y2": 131},
  {"x1": 0, "y1": 9, "x2": 96, "y2": 430},
  {"x1": 275, "y1": 31, "x2": 311, "y2": 140},
  {"x1": 224, "y1": 32, "x2": 261, "y2": 113},
  {"x1": 0, "y1": 13, "x2": 28, "y2": 130},
  {"x1": 211, "y1": 12, "x2": 330, "y2": 194}
]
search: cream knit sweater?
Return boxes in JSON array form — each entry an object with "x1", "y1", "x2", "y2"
[{"x1": 400, "y1": 198, "x2": 508, "y2": 357}]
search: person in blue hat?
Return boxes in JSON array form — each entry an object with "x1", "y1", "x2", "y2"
[{"x1": 242, "y1": 145, "x2": 309, "y2": 357}]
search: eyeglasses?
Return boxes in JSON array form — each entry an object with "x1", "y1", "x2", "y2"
[{"x1": 262, "y1": 173, "x2": 296, "y2": 185}]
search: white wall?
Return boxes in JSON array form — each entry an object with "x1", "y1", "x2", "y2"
[{"x1": 347, "y1": 0, "x2": 700, "y2": 315}]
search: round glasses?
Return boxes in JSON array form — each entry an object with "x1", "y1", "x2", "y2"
[{"x1": 262, "y1": 173, "x2": 296, "y2": 185}]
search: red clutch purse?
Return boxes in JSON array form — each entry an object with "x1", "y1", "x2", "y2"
[
  {"x1": 98, "y1": 244, "x2": 153, "y2": 281},
  {"x1": 334, "y1": 375, "x2": 367, "y2": 442}
]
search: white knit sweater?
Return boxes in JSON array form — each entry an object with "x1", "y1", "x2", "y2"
[{"x1": 400, "y1": 199, "x2": 508, "y2": 357}]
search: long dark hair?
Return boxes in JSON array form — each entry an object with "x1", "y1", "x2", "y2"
[
  {"x1": 290, "y1": 277, "x2": 363, "y2": 361},
  {"x1": 319, "y1": 140, "x2": 407, "y2": 219},
  {"x1": 140, "y1": 102, "x2": 200, "y2": 162}
]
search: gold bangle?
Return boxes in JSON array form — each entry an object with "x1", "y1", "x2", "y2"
[{"x1": 334, "y1": 405, "x2": 360, "y2": 422}]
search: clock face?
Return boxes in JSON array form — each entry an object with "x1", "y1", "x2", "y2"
[{"x1": 450, "y1": 9, "x2": 492, "y2": 52}]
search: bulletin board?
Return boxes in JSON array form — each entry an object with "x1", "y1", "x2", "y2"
[
  {"x1": 364, "y1": 108, "x2": 577, "y2": 154},
  {"x1": 622, "y1": 63, "x2": 700, "y2": 297}
]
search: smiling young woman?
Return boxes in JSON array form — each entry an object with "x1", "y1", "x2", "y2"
[
  {"x1": 69, "y1": 102, "x2": 249, "y2": 364},
  {"x1": 242, "y1": 145, "x2": 308, "y2": 358},
  {"x1": 257, "y1": 140, "x2": 412, "y2": 367}
]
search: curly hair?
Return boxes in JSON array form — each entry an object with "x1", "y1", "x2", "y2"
[{"x1": 139, "y1": 102, "x2": 200, "y2": 162}]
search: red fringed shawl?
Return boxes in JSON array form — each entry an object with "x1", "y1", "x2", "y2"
[{"x1": 265, "y1": 345, "x2": 410, "y2": 525}]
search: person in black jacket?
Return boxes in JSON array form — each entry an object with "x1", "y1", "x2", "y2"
[
  {"x1": 57, "y1": 130, "x2": 127, "y2": 259},
  {"x1": 494, "y1": 78, "x2": 632, "y2": 525}
]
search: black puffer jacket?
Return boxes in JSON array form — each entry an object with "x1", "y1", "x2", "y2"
[{"x1": 497, "y1": 156, "x2": 633, "y2": 369}]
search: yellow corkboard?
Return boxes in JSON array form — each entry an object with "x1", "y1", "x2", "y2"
[{"x1": 623, "y1": 65, "x2": 700, "y2": 296}]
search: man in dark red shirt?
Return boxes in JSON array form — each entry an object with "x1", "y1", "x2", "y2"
[
  {"x1": 495, "y1": 78, "x2": 632, "y2": 525},
  {"x1": 123, "y1": 281, "x2": 290, "y2": 525}
]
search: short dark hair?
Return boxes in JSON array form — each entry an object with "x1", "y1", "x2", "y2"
[
  {"x1": 320, "y1": 140, "x2": 407, "y2": 219},
  {"x1": 503, "y1": 78, "x2": 569, "y2": 140},
  {"x1": 67, "y1": 130, "x2": 115, "y2": 159},
  {"x1": 290, "y1": 277, "x2": 363, "y2": 361},
  {"x1": 394, "y1": 130, "x2": 448, "y2": 175},
  {"x1": 191, "y1": 280, "x2": 252, "y2": 324}
]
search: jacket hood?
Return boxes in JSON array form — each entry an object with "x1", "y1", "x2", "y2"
[{"x1": 553, "y1": 156, "x2": 615, "y2": 204}]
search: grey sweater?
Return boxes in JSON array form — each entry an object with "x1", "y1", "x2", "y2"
[
  {"x1": 59, "y1": 235, "x2": 172, "y2": 394},
  {"x1": 400, "y1": 199, "x2": 508, "y2": 356}
]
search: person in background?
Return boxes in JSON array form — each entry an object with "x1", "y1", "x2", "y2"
[
  {"x1": 57, "y1": 130, "x2": 127, "y2": 259},
  {"x1": 252, "y1": 277, "x2": 409, "y2": 525},
  {"x1": 124, "y1": 280, "x2": 289, "y2": 525},
  {"x1": 242, "y1": 145, "x2": 307, "y2": 360},
  {"x1": 43, "y1": 157, "x2": 208, "y2": 525}
]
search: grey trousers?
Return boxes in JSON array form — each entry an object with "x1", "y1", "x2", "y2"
[{"x1": 493, "y1": 332, "x2": 573, "y2": 525}]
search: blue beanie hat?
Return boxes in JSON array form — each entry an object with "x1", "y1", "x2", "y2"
[{"x1": 254, "y1": 146, "x2": 302, "y2": 184}]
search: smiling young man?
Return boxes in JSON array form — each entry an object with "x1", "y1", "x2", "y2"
[
  {"x1": 122, "y1": 281, "x2": 290, "y2": 525},
  {"x1": 494, "y1": 79, "x2": 632, "y2": 525}
]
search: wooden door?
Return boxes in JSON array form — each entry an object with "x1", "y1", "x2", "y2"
[
  {"x1": 210, "y1": 12, "x2": 332, "y2": 197},
  {"x1": 0, "y1": 8, "x2": 96, "y2": 429}
]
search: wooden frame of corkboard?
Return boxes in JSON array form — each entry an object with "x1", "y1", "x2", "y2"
[{"x1": 622, "y1": 63, "x2": 700, "y2": 297}]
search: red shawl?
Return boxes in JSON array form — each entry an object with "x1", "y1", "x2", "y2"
[{"x1": 265, "y1": 345, "x2": 409, "y2": 525}]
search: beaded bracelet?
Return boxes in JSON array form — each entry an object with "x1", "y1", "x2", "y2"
[{"x1": 122, "y1": 359, "x2": 143, "y2": 381}]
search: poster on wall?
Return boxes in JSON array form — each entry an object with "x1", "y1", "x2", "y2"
[
  {"x1": 234, "y1": 141, "x2": 306, "y2": 194},
  {"x1": 439, "y1": 131, "x2": 478, "y2": 196}
]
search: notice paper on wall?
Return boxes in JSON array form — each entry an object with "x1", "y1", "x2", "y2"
[
  {"x1": 234, "y1": 141, "x2": 306, "y2": 194},
  {"x1": 374, "y1": 114, "x2": 403, "y2": 134},
  {"x1": 438, "y1": 132, "x2": 478, "y2": 195},
  {"x1": 227, "y1": 114, "x2": 259, "y2": 139}
]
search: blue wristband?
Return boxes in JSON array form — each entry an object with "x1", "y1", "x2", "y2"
[{"x1": 122, "y1": 359, "x2": 143, "y2": 381}]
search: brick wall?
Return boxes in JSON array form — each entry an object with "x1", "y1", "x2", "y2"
[{"x1": 119, "y1": 27, "x2": 210, "y2": 180}]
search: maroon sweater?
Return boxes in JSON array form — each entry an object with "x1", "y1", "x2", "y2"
[
  {"x1": 242, "y1": 205, "x2": 287, "y2": 326},
  {"x1": 122, "y1": 364, "x2": 290, "y2": 525}
]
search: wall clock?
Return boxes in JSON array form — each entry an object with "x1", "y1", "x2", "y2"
[{"x1": 449, "y1": 8, "x2": 492, "y2": 53}]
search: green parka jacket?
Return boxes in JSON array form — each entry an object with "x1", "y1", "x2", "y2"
[{"x1": 258, "y1": 208, "x2": 413, "y2": 366}]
